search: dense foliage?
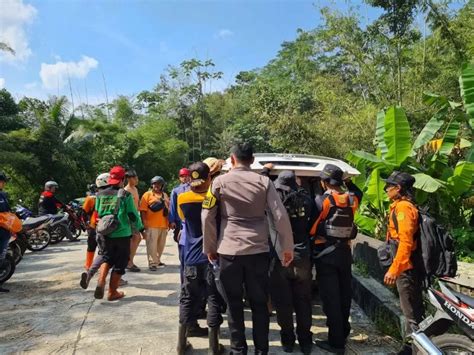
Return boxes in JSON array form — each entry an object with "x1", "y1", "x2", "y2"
[{"x1": 0, "y1": 2, "x2": 472, "y2": 258}]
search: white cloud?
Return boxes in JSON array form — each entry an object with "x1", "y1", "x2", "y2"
[
  {"x1": 0, "y1": 0, "x2": 37, "y2": 63},
  {"x1": 40, "y1": 55, "x2": 99, "y2": 90},
  {"x1": 215, "y1": 29, "x2": 234, "y2": 39},
  {"x1": 0, "y1": 78, "x2": 5, "y2": 89}
]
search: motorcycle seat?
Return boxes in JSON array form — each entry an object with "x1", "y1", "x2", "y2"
[
  {"x1": 23, "y1": 216, "x2": 50, "y2": 229},
  {"x1": 451, "y1": 289, "x2": 474, "y2": 308}
]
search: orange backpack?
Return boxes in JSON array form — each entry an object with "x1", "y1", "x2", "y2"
[
  {"x1": 0, "y1": 212, "x2": 23, "y2": 233},
  {"x1": 310, "y1": 192, "x2": 358, "y2": 240}
]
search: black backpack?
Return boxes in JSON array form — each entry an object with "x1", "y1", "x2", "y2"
[
  {"x1": 391, "y1": 205, "x2": 457, "y2": 280},
  {"x1": 278, "y1": 188, "x2": 311, "y2": 243}
]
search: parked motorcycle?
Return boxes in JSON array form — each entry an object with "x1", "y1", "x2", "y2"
[
  {"x1": 412, "y1": 279, "x2": 474, "y2": 354},
  {"x1": 17, "y1": 215, "x2": 53, "y2": 251},
  {"x1": 49, "y1": 212, "x2": 73, "y2": 244},
  {"x1": 0, "y1": 237, "x2": 17, "y2": 284},
  {"x1": 65, "y1": 203, "x2": 85, "y2": 240},
  {"x1": 8, "y1": 232, "x2": 28, "y2": 265}
]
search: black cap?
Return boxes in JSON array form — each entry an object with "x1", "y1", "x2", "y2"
[
  {"x1": 189, "y1": 162, "x2": 210, "y2": 187},
  {"x1": 318, "y1": 164, "x2": 344, "y2": 186},
  {"x1": 126, "y1": 169, "x2": 137, "y2": 178},
  {"x1": 275, "y1": 170, "x2": 298, "y2": 192},
  {"x1": 384, "y1": 171, "x2": 415, "y2": 189},
  {"x1": 0, "y1": 171, "x2": 10, "y2": 182}
]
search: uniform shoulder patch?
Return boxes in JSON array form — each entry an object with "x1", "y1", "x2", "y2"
[
  {"x1": 397, "y1": 212, "x2": 405, "y2": 221},
  {"x1": 202, "y1": 188, "x2": 217, "y2": 209}
]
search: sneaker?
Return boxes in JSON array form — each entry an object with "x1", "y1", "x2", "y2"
[
  {"x1": 127, "y1": 264, "x2": 141, "y2": 272},
  {"x1": 158, "y1": 262, "x2": 166, "y2": 268},
  {"x1": 315, "y1": 340, "x2": 345, "y2": 354},
  {"x1": 80, "y1": 272, "x2": 89, "y2": 289},
  {"x1": 149, "y1": 266, "x2": 158, "y2": 271}
]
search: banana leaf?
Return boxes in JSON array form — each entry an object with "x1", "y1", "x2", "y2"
[
  {"x1": 375, "y1": 109, "x2": 388, "y2": 158},
  {"x1": 460, "y1": 63, "x2": 474, "y2": 119},
  {"x1": 366, "y1": 169, "x2": 387, "y2": 212},
  {"x1": 383, "y1": 106, "x2": 412, "y2": 166},
  {"x1": 413, "y1": 173, "x2": 445, "y2": 193},
  {"x1": 346, "y1": 150, "x2": 392, "y2": 171},
  {"x1": 354, "y1": 213, "x2": 377, "y2": 236},
  {"x1": 411, "y1": 111, "x2": 445, "y2": 153},
  {"x1": 447, "y1": 161, "x2": 474, "y2": 197},
  {"x1": 437, "y1": 120, "x2": 460, "y2": 156}
]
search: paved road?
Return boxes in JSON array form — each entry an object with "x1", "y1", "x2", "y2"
[{"x1": 0, "y1": 235, "x2": 399, "y2": 354}]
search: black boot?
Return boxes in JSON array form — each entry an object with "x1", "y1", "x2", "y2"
[
  {"x1": 80, "y1": 272, "x2": 92, "y2": 290},
  {"x1": 177, "y1": 324, "x2": 190, "y2": 355},
  {"x1": 208, "y1": 327, "x2": 225, "y2": 355},
  {"x1": 187, "y1": 322, "x2": 208, "y2": 337}
]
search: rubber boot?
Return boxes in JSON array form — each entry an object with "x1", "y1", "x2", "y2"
[
  {"x1": 208, "y1": 327, "x2": 225, "y2": 355},
  {"x1": 177, "y1": 324, "x2": 189, "y2": 355},
  {"x1": 94, "y1": 263, "x2": 110, "y2": 299},
  {"x1": 80, "y1": 271, "x2": 92, "y2": 290},
  {"x1": 107, "y1": 272, "x2": 125, "y2": 301},
  {"x1": 84, "y1": 251, "x2": 95, "y2": 270}
]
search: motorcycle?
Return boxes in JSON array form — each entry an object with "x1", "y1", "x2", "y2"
[
  {"x1": 49, "y1": 212, "x2": 73, "y2": 244},
  {"x1": 65, "y1": 203, "x2": 86, "y2": 241},
  {"x1": 412, "y1": 279, "x2": 474, "y2": 354},
  {"x1": 17, "y1": 215, "x2": 53, "y2": 251},
  {"x1": 8, "y1": 232, "x2": 28, "y2": 265},
  {"x1": 0, "y1": 236, "x2": 19, "y2": 284}
]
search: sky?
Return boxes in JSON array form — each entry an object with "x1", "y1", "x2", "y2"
[{"x1": 0, "y1": 0, "x2": 382, "y2": 105}]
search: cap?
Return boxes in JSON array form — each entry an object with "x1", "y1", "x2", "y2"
[
  {"x1": 203, "y1": 157, "x2": 224, "y2": 176},
  {"x1": 318, "y1": 164, "x2": 344, "y2": 186},
  {"x1": 189, "y1": 162, "x2": 210, "y2": 187},
  {"x1": 125, "y1": 169, "x2": 137, "y2": 178},
  {"x1": 108, "y1": 166, "x2": 126, "y2": 185},
  {"x1": 384, "y1": 171, "x2": 415, "y2": 189},
  {"x1": 274, "y1": 170, "x2": 298, "y2": 192},
  {"x1": 151, "y1": 176, "x2": 165, "y2": 185},
  {"x1": 179, "y1": 168, "x2": 190, "y2": 177}
]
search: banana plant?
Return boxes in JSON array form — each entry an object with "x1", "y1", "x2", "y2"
[{"x1": 347, "y1": 64, "x2": 474, "y2": 237}]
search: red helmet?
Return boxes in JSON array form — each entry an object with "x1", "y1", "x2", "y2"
[{"x1": 179, "y1": 168, "x2": 190, "y2": 177}]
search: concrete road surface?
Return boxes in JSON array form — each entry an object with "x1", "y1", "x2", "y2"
[{"x1": 0, "y1": 235, "x2": 400, "y2": 354}]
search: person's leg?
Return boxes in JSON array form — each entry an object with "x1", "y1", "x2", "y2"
[
  {"x1": 85, "y1": 229, "x2": 97, "y2": 269},
  {"x1": 244, "y1": 253, "x2": 270, "y2": 354},
  {"x1": 128, "y1": 231, "x2": 141, "y2": 269},
  {"x1": 206, "y1": 264, "x2": 225, "y2": 354},
  {"x1": 396, "y1": 269, "x2": 425, "y2": 337},
  {"x1": 108, "y1": 237, "x2": 130, "y2": 300},
  {"x1": 338, "y1": 248, "x2": 353, "y2": 343},
  {"x1": 145, "y1": 228, "x2": 159, "y2": 268},
  {"x1": 315, "y1": 256, "x2": 345, "y2": 350},
  {"x1": 156, "y1": 228, "x2": 168, "y2": 265},
  {"x1": 269, "y1": 258, "x2": 296, "y2": 349},
  {"x1": 292, "y1": 257, "x2": 313, "y2": 350},
  {"x1": 220, "y1": 254, "x2": 247, "y2": 355}
]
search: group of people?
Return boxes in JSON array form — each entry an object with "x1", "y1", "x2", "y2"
[{"x1": 0, "y1": 141, "x2": 425, "y2": 355}]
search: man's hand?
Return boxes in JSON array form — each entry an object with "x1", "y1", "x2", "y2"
[
  {"x1": 282, "y1": 250, "x2": 294, "y2": 267},
  {"x1": 207, "y1": 253, "x2": 218, "y2": 263},
  {"x1": 141, "y1": 230, "x2": 147, "y2": 240},
  {"x1": 169, "y1": 222, "x2": 176, "y2": 230},
  {"x1": 384, "y1": 271, "x2": 398, "y2": 286},
  {"x1": 263, "y1": 163, "x2": 274, "y2": 170}
]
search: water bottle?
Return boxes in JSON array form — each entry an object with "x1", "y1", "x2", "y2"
[{"x1": 210, "y1": 260, "x2": 220, "y2": 282}]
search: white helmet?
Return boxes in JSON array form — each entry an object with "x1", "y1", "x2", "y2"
[
  {"x1": 95, "y1": 173, "x2": 110, "y2": 188},
  {"x1": 45, "y1": 181, "x2": 59, "y2": 190}
]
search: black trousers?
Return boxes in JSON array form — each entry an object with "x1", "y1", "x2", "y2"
[
  {"x1": 220, "y1": 252, "x2": 270, "y2": 355},
  {"x1": 179, "y1": 263, "x2": 224, "y2": 328},
  {"x1": 269, "y1": 256, "x2": 313, "y2": 347},
  {"x1": 102, "y1": 236, "x2": 131, "y2": 275},
  {"x1": 396, "y1": 268, "x2": 424, "y2": 337},
  {"x1": 86, "y1": 229, "x2": 97, "y2": 252},
  {"x1": 315, "y1": 246, "x2": 352, "y2": 349}
]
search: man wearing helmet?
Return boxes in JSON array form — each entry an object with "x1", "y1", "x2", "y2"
[
  {"x1": 38, "y1": 180, "x2": 64, "y2": 216},
  {"x1": 139, "y1": 176, "x2": 170, "y2": 271}
]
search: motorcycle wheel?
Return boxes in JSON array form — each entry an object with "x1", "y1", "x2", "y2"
[
  {"x1": 10, "y1": 241, "x2": 23, "y2": 265},
  {"x1": 26, "y1": 229, "x2": 51, "y2": 251},
  {"x1": 431, "y1": 334, "x2": 474, "y2": 354},
  {"x1": 50, "y1": 225, "x2": 67, "y2": 244},
  {"x1": 0, "y1": 254, "x2": 15, "y2": 284},
  {"x1": 68, "y1": 223, "x2": 81, "y2": 240}
]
